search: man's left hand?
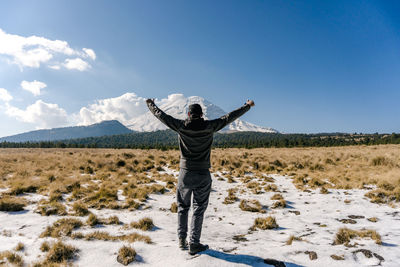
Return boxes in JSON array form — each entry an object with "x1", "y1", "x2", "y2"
[
  {"x1": 146, "y1": 98, "x2": 155, "y2": 105},
  {"x1": 246, "y1": 99, "x2": 255, "y2": 107}
]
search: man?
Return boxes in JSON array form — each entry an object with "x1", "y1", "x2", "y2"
[{"x1": 146, "y1": 98, "x2": 255, "y2": 255}]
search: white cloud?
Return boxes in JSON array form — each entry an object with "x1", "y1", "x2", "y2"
[
  {"x1": 49, "y1": 65, "x2": 61, "y2": 70},
  {"x1": 78, "y1": 93, "x2": 148, "y2": 125},
  {"x1": 2, "y1": 92, "x2": 190, "y2": 131},
  {"x1": 83, "y1": 48, "x2": 96, "y2": 60},
  {"x1": 21, "y1": 80, "x2": 47, "y2": 96},
  {"x1": 64, "y1": 58, "x2": 90, "y2": 71},
  {"x1": 0, "y1": 28, "x2": 95, "y2": 70},
  {"x1": 5, "y1": 100, "x2": 69, "y2": 129},
  {"x1": 0, "y1": 88, "x2": 13, "y2": 102}
]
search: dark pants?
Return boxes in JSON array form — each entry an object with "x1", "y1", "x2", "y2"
[{"x1": 177, "y1": 168, "x2": 212, "y2": 244}]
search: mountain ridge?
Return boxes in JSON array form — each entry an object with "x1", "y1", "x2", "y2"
[
  {"x1": 0, "y1": 120, "x2": 132, "y2": 143},
  {"x1": 0, "y1": 95, "x2": 278, "y2": 143}
]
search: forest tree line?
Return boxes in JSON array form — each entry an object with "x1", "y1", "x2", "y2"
[{"x1": 1, "y1": 130, "x2": 400, "y2": 149}]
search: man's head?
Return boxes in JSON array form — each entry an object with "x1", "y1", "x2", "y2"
[{"x1": 188, "y1": 104, "x2": 203, "y2": 119}]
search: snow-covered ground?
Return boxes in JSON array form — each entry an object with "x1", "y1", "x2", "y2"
[{"x1": 1, "y1": 170, "x2": 399, "y2": 266}]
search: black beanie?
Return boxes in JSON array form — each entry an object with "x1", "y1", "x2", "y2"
[{"x1": 188, "y1": 104, "x2": 203, "y2": 117}]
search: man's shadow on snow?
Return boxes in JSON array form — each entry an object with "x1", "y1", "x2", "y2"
[{"x1": 200, "y1": 249, "x2": 304, "y2": 267}]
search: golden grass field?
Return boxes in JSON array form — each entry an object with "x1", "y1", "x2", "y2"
[
  {"x1": 1, "y1": 145, "x2": 399, "y2": 208},
  {"x1": 0, "y1": 145, "x2": 399, "y2": 266}
]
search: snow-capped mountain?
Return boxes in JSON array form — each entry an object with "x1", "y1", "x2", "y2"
[{"x1": 126, "y1": 94, "x2": 278, "y2": 133}]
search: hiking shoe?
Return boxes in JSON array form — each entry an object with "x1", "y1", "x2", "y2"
[
  {"x1": 189, "y1": 243, "x2": 209, "y2": 255},
  {"x1": 179, "y1": 238, "x2": 188, "y2": 250}
]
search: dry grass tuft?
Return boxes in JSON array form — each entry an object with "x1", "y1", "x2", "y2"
[
  {"x1": 364, "y1": 188, "x2": 400, "y2": 204},
  {"x1": 117, "y1": 246, "x2": 136, "y2": 265},
  {"x1": 0, "y1": 196, "x2": 26, "y2": 212},
  {"x1": 70, "y1": 232, "x2": 85, "y2": 239},
  {"x1": 226, "y1": 175, "x2": 236, "y2": 183},
  {"x1": 271, "y1": 199, "x2": 286, "y2": 209},
  {"x1": 81, "y1": 230, "x2": 152, "y2": 244},
  {"x1": 286, "y1": 235, "x2": 303, "y2": 245},
  {"x1": 122, "y1": 232, "x2": 152, "y2": 244},
  {"x1": 246, "y1": 181, "x2": 259, "y2": 189},
  {"x1": 223, "y1": 188, "x2": 238, "y2": 204},
  {"x1": 320, "y1": 187, "x2": 329, "y2": 194},
  {"x1": 251, "y1": 216, "x2": 279, "y2": 230},
  {"x1": 264, "y1": 184, "x2": 278, "y2": 192},
  {"x1": 123, "y1": 183, "x2": 166, "y2": 202},
  {"x1": 270, "y1": 193, "x2": 283, "y2": 200},
  {"x1": 330, "y1": 254, "x2": 345, "y2": 260},
  {"x1": 8, "y1": 183, "x2": 39, "y2": 195},
  {"x1": 49, "y1": 191, "x2": 63, "y2": 202},
  {"x1": 72, "y1": 201, "x2": 89, "y2": 216},
  {"x1": 86, "y1": 213, "x2": 99, "y2": 226},
  {"x1": 129, "y1": 217, "x2": 154, "y2": 231},
  {"x1": 14, "y1": 242, "x2": 24, "y2": 251},
  {"x1": 40, "y1": 218, "x2": 82, "y2": 238},
  {"x1": 170, "y1": 202, "x2": 178, "y2": 213},
  {"x1": 371, "y1": 156, "x2": 392, "y2": 166},
  {"x1": 40, "y1": 241, "x2": 50, "y2": 252},
  {"x1": 84, "y1": 186, "x2": 119, "y2": 209},
  {"x1": 44, "y1": 241, "x2": 78, "y2": 264},
  {"x1": 0, "y1": 250, "x2": 24, "y2": 267},
  {"x1": 334, "y1": 227, "x2": 382, "y2": 246},
  {"x1": 86, "y1": 214, "x2": 119, "y2": 227},
  {"x1": 84, "y1": 231, "x2": 115, "y2": 241},
  {"x1": 36, "y1": 201, "x2": 67, "y2": 216},
  {"x1": 239, "y1": 199, "x2": 265, "y2": 213},
  {"x1": 104, "y1": 215, "x2": 120, "y2": 225},
  {"x1": 119, "y1": 199, "x2": 141, "y2": 211}
]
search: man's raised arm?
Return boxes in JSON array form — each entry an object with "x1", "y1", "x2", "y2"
[
  {"x1": 211, "y1": 100, "x2": 255, "y2": 132},
  {"x1": 146, "y1": 98, "x2": 182, "y2": 132}
]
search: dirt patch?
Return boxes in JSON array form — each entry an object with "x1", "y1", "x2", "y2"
[
  {"x1": 331, "y1": 254, "x2": 345, "y2": 260},
  {"x1": 305, "y1": 251, "x2": 318, "y2": 260},
  {"x1": 232, "y1": 234, "x2": 248, "y2": 242},
  {"x1": 352, "y1": 249, "x2": 384, "y2": 265},
  {"x1": 338, "y1": 218, "x2": 357, "y2": 224},
  {"x1": 263, "y1": 258, "x2": 286, "y2": 267},
  {"x1": 288, "y1": 210, "x2": 300, "y2": 215},
  {"x1": 348, "y1": 215, "x2": 365, "y2": 219}
]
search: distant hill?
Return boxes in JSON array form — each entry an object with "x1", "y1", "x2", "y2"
[{"x1": 0, "y1": 120, "x2": 133, "y2": 142}]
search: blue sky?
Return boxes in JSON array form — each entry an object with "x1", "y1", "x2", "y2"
[{"x1": 0, "y1": 0, "x2": 399, "y2": 136}]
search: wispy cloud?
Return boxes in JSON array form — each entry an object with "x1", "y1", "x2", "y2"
[
  {"x1": 49, "y1": 65, "x2": 61, "y2": 70},
  {"x1": 83, "y1": 48, "x2": 96, "y2": 60},
  {"x1": 0, "y1": 28, "x2": 95, "y2": 70},
  {"x1": 21, "y1": 80, "x2": 47, "y2": 96},
  {"x1": 0, "y1": 88, "x2": 13, "y2": 102},
  {"x1": 63, "y1": 58, "x2": 91, "y2": 71}
]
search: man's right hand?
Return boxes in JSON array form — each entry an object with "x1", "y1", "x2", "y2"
[{"x1": 246, "y1": 99, "x2": 255, "y2": 107}]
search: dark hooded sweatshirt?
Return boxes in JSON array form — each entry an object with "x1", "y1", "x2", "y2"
[{"x1": 147, "y1": 102, "x2": 251, "y2": 170}]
